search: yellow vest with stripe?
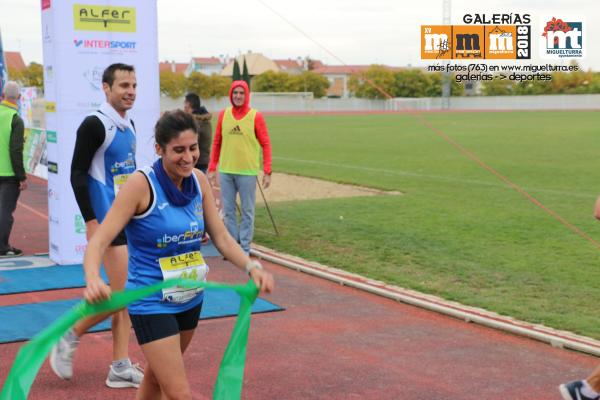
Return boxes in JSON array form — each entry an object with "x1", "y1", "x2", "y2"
[
  {"x1": 219, "y1": 107, "x2": 260, "y2": 175},
  {"x1": 0, "y1": 102, "x2": 18, "y2": 177}
]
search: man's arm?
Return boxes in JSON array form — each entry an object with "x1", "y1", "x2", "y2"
[
  {"x1": 594, "y1": 196, "x2": 600, "y2": 220},
  {"x1": 207, "y1": 110, "x2": 225, "y2": 187},
  {"x1": 207, "y1": 110, "x2": 225, "y2": 172},
  {"x1": 9, "y1": 115, "x2": 26, "y2": 183},
  {"x1": 254, "y1": 111, "x2": 272, "y2": 188},
  {"x1": 254, "y1": 112, "x2": 272, "y2": 175},
  {"x1": 70, "y1": 116, "x2": 105, "y2": 224}
]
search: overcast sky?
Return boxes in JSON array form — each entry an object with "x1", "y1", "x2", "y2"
[{"x1": 1, "y1": 0, "x2": 598, "y2": 70}]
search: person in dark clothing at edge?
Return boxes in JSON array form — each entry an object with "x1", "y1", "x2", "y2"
[
  {"x1": 183, "y1": 92, "x2": 212, "y2": 173},
  {"x1": 49, "y1": 63, "x2": 143, "y2": 389},
  {"x1": 558, "y1": 196, "x2": 600, "y2": 400},
  {"x1": 0, "y1": 81, "x2": 27, "y2": 258}
]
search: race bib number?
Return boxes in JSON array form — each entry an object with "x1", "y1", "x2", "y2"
[
  {"x1": 158, "y1": 250, "x2": 209, "y2": 303},
  {"x1": 113, "y1": 173, "x2": 131, "y2": 195}
]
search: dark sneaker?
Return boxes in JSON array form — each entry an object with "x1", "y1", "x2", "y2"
[
  {"x1": 559, "y1": 381, "x2": 600, "y2": 400},
  {"x1": 0, "y1": 247, "x2": 23, "y2": 258},
  {"x1": 105, "y1": 363, "x2": 144, "y2": 388}
]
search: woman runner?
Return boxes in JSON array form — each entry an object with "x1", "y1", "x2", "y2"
[{"x1": 81, "y1": 110, "x2": 274, "y2": 399}]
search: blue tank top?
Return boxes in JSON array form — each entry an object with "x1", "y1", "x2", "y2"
[
  {"x1": 125, "y1": 166, "x2": 207, "y2": 314},
  {"x1": 87, "y1": 111, "x2": 136, "y2": 222}
]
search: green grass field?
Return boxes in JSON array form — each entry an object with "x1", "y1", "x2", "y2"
[{"x1": 252, "y1": 111, "x2": 600, "y2": 338}]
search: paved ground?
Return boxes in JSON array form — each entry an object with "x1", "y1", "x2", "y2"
[{"x1": 1, "y1": 176, "x2": 598, "y2": 399}]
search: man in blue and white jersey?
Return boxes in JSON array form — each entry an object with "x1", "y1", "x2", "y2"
[{"x1": 49, "y1": 63, "x2": 143, "y2": 388}]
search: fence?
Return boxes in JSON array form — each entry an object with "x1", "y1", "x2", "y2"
[{"x1": 163, "y1": 94, "x2": 600, "y2": 114}]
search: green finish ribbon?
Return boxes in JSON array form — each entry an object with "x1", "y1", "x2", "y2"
[{"x1": 0, "y1": 278, "x2": 258, "y2": 400}]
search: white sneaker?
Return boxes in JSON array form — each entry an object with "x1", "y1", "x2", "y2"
[
  {"x1": 105, "y1": 363, "x2": 144, "y2": 388},
  {"x1": 49, "y1": 334, "x2": 78, "y2": 380}
]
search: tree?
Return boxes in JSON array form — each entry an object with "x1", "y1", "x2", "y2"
[
  {"x1": 186, "y1": 73, "x2": 230, "y2": 99},
  {"x1": 186, "y1": 72, "x2": 211, "y2": 98},
  {"x1": 549, "y1": 66, "x2": 594, "y2": 94},
  {"x1": 586, "y1": 72, "x2": 600, "y2": 94},
  {"x1": 159, "y1": 70, "x2": 186, "y2": 98},
  {"x1": 7, "y1": 67, "x2": 23, "y2": 84},
  {"x1": 512, "y1": 78, "x2": 553, "y2": 95},
  {"x1": 424, "y1": 72, "x2": 463, "y2": 97},
  {"x1": 232, "y1": 59, "x2": 241, "y2": 81},
  {"x1": 480, "y1": 76, "x2": 516, "y2": 96},
  {"x1": 252, "y1": 71, "x2": 294, "y2": 92},
  {"x1": 9, "y1": 62, "x2": 43, "y2": 90},
  {"x1": 207, "y1": 74, "x2": 230, "y2": 98},
  {"x1": 347, "y1": 65, "x2": 395, "y2": 99},
  {"x1": 242, "y1": 57, "x2": 250, "y2": 88},
  {"x1": 392, "y1": 69, "x2": 431, "y2": 97},
  {"x1": 290, "y1": 71, "x2": 329, "y2": 98}
]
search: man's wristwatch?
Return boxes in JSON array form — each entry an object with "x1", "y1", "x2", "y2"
[{"x1": 245, "y1": 260, "x2": 264, "y2": 275}]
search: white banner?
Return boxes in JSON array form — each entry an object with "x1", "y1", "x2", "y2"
[{"x1": 42, "y1": 0, "x2": 159, "y2": 264}]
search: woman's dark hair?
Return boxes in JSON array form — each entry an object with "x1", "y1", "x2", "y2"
[
  {"x1": 155, "y1": 110, "x2": 198, "y2": 149},
  {"x1": 184, "y1": 92, "x2": 201, "y2": 113}
]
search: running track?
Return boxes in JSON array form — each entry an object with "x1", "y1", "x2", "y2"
[{"x1": 0, "y1": 175, "x2": 597, "y2": 399}]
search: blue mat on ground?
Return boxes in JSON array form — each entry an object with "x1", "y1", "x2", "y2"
[
  {"x1": 0, "y1": 264, "x2": 108, "y2": 295},
  {"x1": 0, "y1": 243, "x2": 221, "y2": 295},
  {"x1": 0, "y1": 289, "x2": 283, "y2": 343}
]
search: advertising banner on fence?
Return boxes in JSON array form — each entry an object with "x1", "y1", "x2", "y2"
[{"x1": 42, "y1": 0, "x2": 159, "y2": 264}]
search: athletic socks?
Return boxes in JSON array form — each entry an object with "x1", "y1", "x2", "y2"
[
  {"x1": 581, "y1": 380, "x2": 600, "y2": 398},
  {"x1": 112, "y1": 358, "x2": 132, "y2": 373},
  {"x1": 64, "y1": 328, "x2": 80, "y2": 345},
  {"x1": 64, "y1": 330, "x2": 132, "y2": 374}
]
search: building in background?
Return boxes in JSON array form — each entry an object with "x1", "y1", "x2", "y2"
[
  {"x1": 159, "y1": 60, "x2": 188, "y2": 75},
  {"x1": 4, "y1": 51, "x2": 26, "y2": 73},
  {"x1": 273, "y1": 58, "x2": 325, "y2": 75},
  {"x1": 187, "y1": 57, "x2": 226, "y2": 76},
  {"x1": 159, "y1": 52, "x2": 405, "y2": 99},
  {"x1": 220, "y1": 53, "x2": 279, "y2": 78},
  {"x1": 311, "y1": 65, "x2": 371, "y2": 98}
]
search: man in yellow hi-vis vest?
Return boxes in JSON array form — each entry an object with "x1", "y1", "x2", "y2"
[
  {"x1": 207, "y1": 80, "x2": 272, "y2": 255},
  {"x1": 0, "y1": 81, "x2": 27, "y2": 258}
]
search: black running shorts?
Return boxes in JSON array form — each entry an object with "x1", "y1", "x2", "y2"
[{"x1": 129, "y1": 302, "x2": 203, "y2": 345}]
